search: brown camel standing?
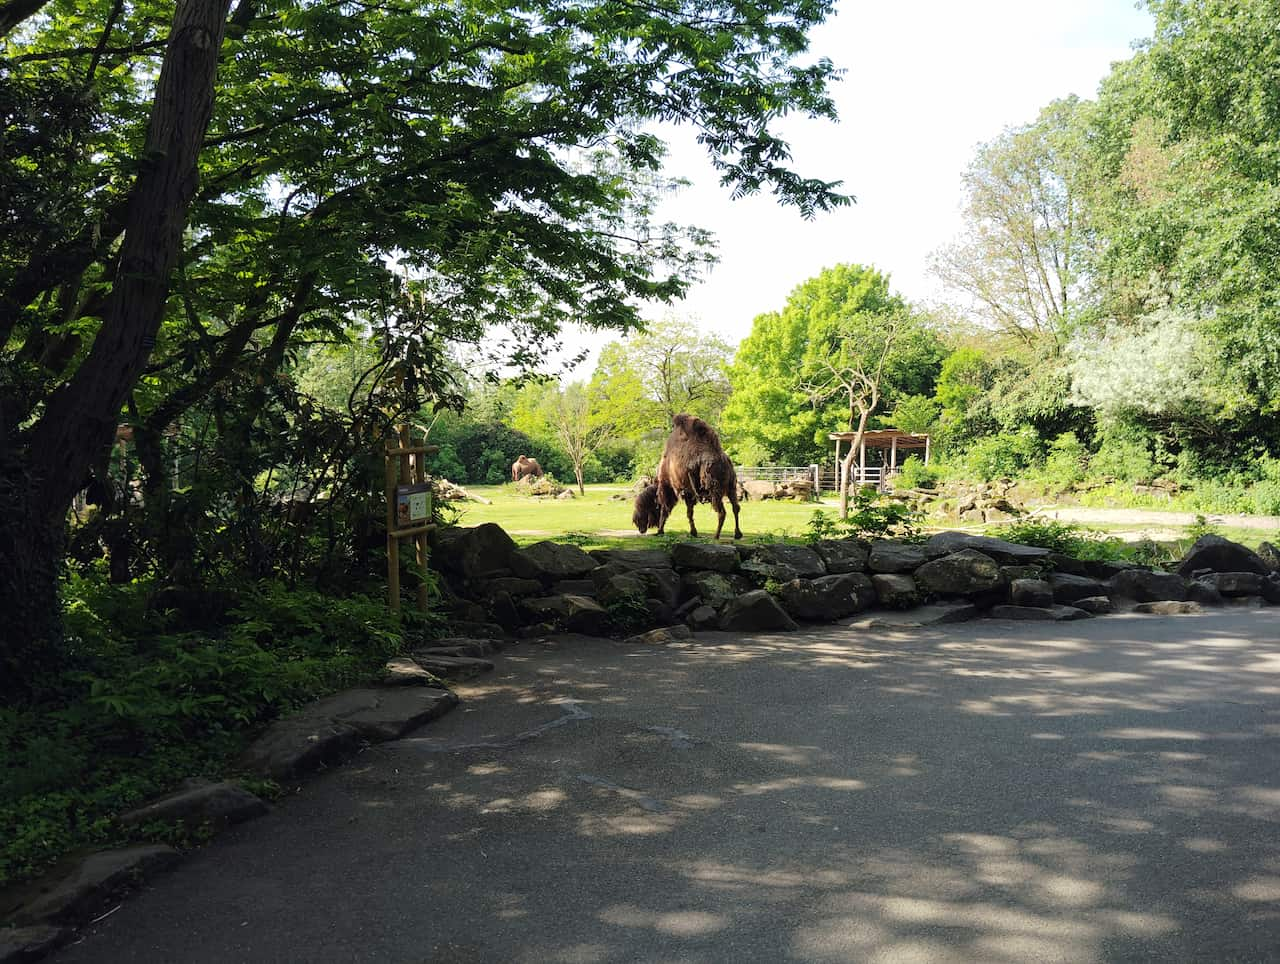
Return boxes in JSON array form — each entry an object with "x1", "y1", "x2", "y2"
[
  {"x1": 511, "y1": 455, "x2": 544, "y2": 483},
  {"x1": 638, "y1": 414, "x2": 742, "y2": 539}
]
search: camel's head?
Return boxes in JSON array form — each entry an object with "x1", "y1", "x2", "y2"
[{"x1": 632, "y1": 484, "x2": 663, "y2": 534}]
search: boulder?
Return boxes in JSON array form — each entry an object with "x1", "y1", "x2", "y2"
[
  {"x1": 510, "y1": 540, "x2": 597, "y2": 581},
  {"x1": 686, "y1": 605, "x2": 719, "y2": 631},
  {"x1": 868, "y1": 541, "x2": 928, "y2": 574},
  {"x1": 680, "y1": 571, "x2": 741, "y2": 610},
  {"x1": 742, "y1": 480, "x2": 778, "y2": 500},
  {"x1": 1047, "y1": 572, "x2": 1108, "y2": 605},
  {"x1": 740, "y1": 544, "x2": 826, "y2": 582},
  {"x1": 118, "y1": 781, "x2": 268, "y2": 832},
  {"x1": 1046, "y1": 552, "x2": 1088, "y2": 575},
  {"x1": 409, "y1": 655, "x2": 494, "y2": 683},
  {"x1": 551, "y1": 578, "x2": 596, "y2": 596},
  {"x1": 1264, "y1": 572, "x2": 1280, "y2": 604},
  {"x1": 431, "y1": 523, "x2": 517, "y2": 580},
  {"x1": 850, "y1": 602, "x2": 978, "y2": 629},
  {"x1": 1073, "y1": 596, "x2": 1114, "y2": 615},
  {"x1": 989, "y1": 604, "x2": 1092, "y2": 621},
  {"x1": 870, "y1": 573, "x2": 922, "y2": 609},
  {"x1": 555, "y1": 490, "x2": 575, "y2": 500},
  {"x1": 644, "y1": 599, "x2": 675, "y2": 625},
  {"x1": 1256, "y1": 541, "x2": 1280, "y2": 571},
  {"x1": 1200, "y1": 572, "x2": 1265, "y2": 597},
  {"x1": 1084, "y1": 559, "x2": 1139, "y2": 580},
  {"x1": 1133, "y1": 600, "x2": 1204, "y2": 615},
  {"x1": 1010, "y1": 578, "x2": 1054, "y2": 609},
  {"x1": 719, "y1": 590, "x2": 799, "y2": 632},
  {"x1": 777, "y1": 573, "x2": 875, "y2": 622},
  {"x1": 671, "y1": 542, "x2": 739, "y2": 573},
  {"x1": 1187, "y1": 581, "x2": 1225, "y2": 607},
  {"x1": 479, "y1": 576, "x2": 543, "y2": 599},
  {"x1": 519, "y1": 594, "x2": 609, "y2": 634},
  {"x1": 589, "y1": 548, "x2": 673, "y2": 570},
  {"x1": 924, "y1": 531, "x2": 1051, "y2": 564},
  {"x1": 379, "y1": 656, "x2": 440, "y2": 686},
  {"x1": 13, "y1": 846, "x2": 180, "y2": 926},
  {"x1": 632, "y1": 567, "x2": 682, "y2": 608},
  {"x1": 1000, "y1": 564, "x2": 1044, "y2": 581},
  {"x1": 813, "y1": 539, "x2": 870, "y2": 574},
  {"x1": 913, "y1": 549, "x2": 1003, "y2": 595},
  {"x1": 1109, "y1": 569, "x2": 1188, "y2": 602},
  {"x1": 596, "y1": 572, "x2": 647, "y2": 606},
  {"x1": 1175, "y1": 535, "x2": 1270, "y2": 577},
  {"x1": 624, "y1": 626, "x2": 693, "y2": 646}
]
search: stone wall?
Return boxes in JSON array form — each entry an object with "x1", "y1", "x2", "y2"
[{"x1": 428, "y1": 527, "x2": 1280, "y2": 636}]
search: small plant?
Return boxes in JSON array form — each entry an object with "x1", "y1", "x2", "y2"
[
  {"x1": 1186, "y1": 514, "x2": 1220, "y2": 542},
  {"x1": 762, "y1": 577, "x2": 784, "y2": 596},
  {"x1": 603, "y1": 592, "x2": 650, "y2": 635},
  {"x1": 807, "y1": 488, "x2": 923, "y2": 543},
  {"x1": 992, "y1": 519, "x2": 1126, "y2": 561},
  {"x1": 895, "y1": 455, "x2": 940, "y2": 490}
]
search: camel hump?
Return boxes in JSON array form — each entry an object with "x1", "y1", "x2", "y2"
[{"x1": 672, "y1": 413, "x2": 721, "y2": 448}]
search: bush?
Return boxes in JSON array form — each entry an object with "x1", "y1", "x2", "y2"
[
  {"x1": 895, "y1": 455, "x2": 940, "y2": 490},
  {"x1": 1040, "y1": 432, "x2": 1088, "y2": 486},
  {"x1": 992, "y1": 519, "x2": 1126, "y2": 561},
  {"x1": 961, "y1": 429, "x2": 1043, "y2": 481},
  {"x1": 1092, "y1": 426, "x2": 1157, "y2": 482},
  {"x1": 807, "y1": 488, "x2": 923, "y2": 543}
]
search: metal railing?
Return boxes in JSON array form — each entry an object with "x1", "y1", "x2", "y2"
[{"x1": 736, "y1": 464, "x2": 888, "y2": 493}]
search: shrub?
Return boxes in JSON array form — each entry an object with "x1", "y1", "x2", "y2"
[
  {"x1": 1040, "y1": 432, "x2": 1088, "y2": 486},
  {"x1": 1091, "y1": 427, "x2": 1157, "y2": 482},
  {"x1": 961, "y1": 429, "x2": 1043, "y2": 481},
  {"x1": 807, "y1": 488, "x2": 923, "y2": 543},
  {"x1": 895, "y1": 455, "x2": 940, "y2": 490},
  {"x1": 992, "y1": 519, "x2": 1126, "y2": 561}
]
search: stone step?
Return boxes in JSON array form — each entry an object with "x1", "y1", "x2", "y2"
[{"x1": 410, "y1": 654, "x2": 495, "y2": 681}]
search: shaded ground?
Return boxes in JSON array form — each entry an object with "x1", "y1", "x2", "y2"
[{"x1": 57, "y1": 612, "x2": 1280, "y2": 963}]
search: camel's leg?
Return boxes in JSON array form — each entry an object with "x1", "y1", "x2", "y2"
[
  {"x1": 712, "y1": 495, "x2": 727, "y2": 539},
  {"x1": 729, "y1": 490, "x2": 743, "y2": 540},
  {"x1": 684, "y1": 491, "x2": 698, "y2": 538},
  {"x1": 656, "y1": 486, "x2": 673, "y2": 535}
]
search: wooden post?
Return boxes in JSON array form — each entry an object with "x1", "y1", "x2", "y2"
[
  {"x1": 384, "y1": 437, "x2": 400, "y2": 614},
  {"x1": 924, "y1": 435, "x2": 932, "y2": 466},
  {"x1": 411, "y1": 437, "x2": 429, "y2": 614},
  {"x1": 890, "y1": 436, "x2": 898, "y2": 474},
  {"x1": 833, "y1": 438, "x2": 841, "y2": 490},
  {"x1": 859, "y1": 439, "x2": 866, "y2": 485}
]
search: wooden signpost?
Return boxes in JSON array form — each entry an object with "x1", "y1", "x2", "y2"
[{"x1": 384, "y1": 424, "x2": 438, "y2": 615}]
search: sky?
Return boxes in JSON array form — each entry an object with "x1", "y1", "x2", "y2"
[{"x1": 559, "y1": 0, "x2": 1154, "y2": 371}]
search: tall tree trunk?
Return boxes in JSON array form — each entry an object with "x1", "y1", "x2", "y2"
[
  {"x1": 0, "y1": 0, "x2": 231, "y2": 700},
  {"x1": 838, "y1": 410, "x2": 870, "y2": 520}
]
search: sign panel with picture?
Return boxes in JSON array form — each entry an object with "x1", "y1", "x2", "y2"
[{"x1": 395, "y1": 483, "x2": 432, "y2": 527}]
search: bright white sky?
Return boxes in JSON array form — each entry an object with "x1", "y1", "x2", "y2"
[{"x1": 559, "y1": 0, "x2": 1153, "y2": 373}]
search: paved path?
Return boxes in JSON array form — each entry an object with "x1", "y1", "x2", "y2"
[
  {"x1": 57, "y1": 612, "x2": 1280, "y2": 963},
  {"x1": 1035, "y1": 505, "x2": 1280, "y2": 532}
]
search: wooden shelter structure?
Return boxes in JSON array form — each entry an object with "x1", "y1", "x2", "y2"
[{"x1": 829, "y1": 429, "x2": 930, "y2": 489}]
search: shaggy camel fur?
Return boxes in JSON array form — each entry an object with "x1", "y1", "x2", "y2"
[
  {"x1": 639, "y1": 414, "x2": 742, "y2": 539},
  {"x1": 510, "y1": 455, "x2": 544, "y2": 482},
  {"x1": 631, "y1": 483, "x2": 666, "y2": 535}
]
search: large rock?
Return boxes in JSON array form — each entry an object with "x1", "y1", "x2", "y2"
[
  {"x1": 1264, "y1": 572, "x2": 1280, "y2": 604},
  {"x1": 681, "y1": 571, "x2": 744, "y2": 610},
  {"x1": 870, "y1": 573, "x2": 922, "y2": 609},
  {"x1": 118, "y1": 781, "x2": 268, "y2": 832},
  {"x1": 1010, "y1": 578, "x2": 1054, "y2": 608},
  {"x1": 671, "y1": 542, "x2": 739, "y2": 573},
  {"x1": 632, "y1": 567, "x2": 682, "y2": 608},
  {"x1": 777, "y1": 573, "x2": 875, "y2": 622},
  {"x1": 1187, "y1": 581, "x2": 1225, "y2": 607},
  {"x1": 431, "y1": 523, "x2": 517, "y2": 580},
  {"x1": 409, "y1": 654, "x2": 495, "y2": 682},
  {"x1": 813, "y1": 539, "x2": 870, "y2": 574},
  {"x1": 624, "y1": 626, "x2": 693, "y2": 646},
  {"x1": 1084, "y1": 559, "x2": 1140, "y2": 580},
  {"x1": 589, "y1": 548, "x2": 673, "y2": 570},
  {"x1": 596, "y1": 571, "x2": 647, "y2": 606},
  {"x1": 1046, "y1": 552, "x2": 1088, "y2": 575},
  {"x1": 850, "y1": 603, "x2": 978, "y2": 629},
  {"x1": 239, "y1": 688, "x2": 458, "y2": 779},
  {"x1": 924, "y1": 531, "x2": 1051, "y2": 564},
  {"x1": 520, "y1": 594, "x2": 609, "y2": 634},
  {"x1": 1256, "y1": 541, "x2": 1280, "y2": 571},
  {"x1": 989, "y1": 604, "x2": 1092, "y2": 621},
  {"x1": 740, "y1": 544, "x2": 826, "y2": 583},
  {"x1": 13, "y1": 846, "x2": 180, "y2": 926},
  {"x1": 1047, "y1": 572, "x2": 1108, "y2": 605},
  {"x1": 868, "y1": 541, "x2": 928, "y2": 574},
  {"x1": 742, "y1": 480, "x2": 778, "y2": 500},
  {"x1": 1199, "y1": 572, "x2": 1265, "y2": 597},
  {"x1": 1109, "y1": 569, "x2": 1188, "y2": 602},
  {"x1": 686, "y1": 605, "x2": 719, "y2": 631},
  {"x1": 478, "y1": 576, "x2": 543, "y2": 599},
  {"x1": 1133, "y1": 600, "x2": 1204, "y2": 615},
  {"x1": 1074, "y1": 595, "x2": 1114, "y2": 615},
  {"x1": 1175, "y1": 535, "x2": 1270, "y2": 577},
  {"x1": 719, "y1": 590, "x2": 798, "y2": 632},
  {"x1": 913, "y1": 549, "x2": 1003, "y2": 595},
  {"x1": 510, "y1": 540, "x2": 598, "y2": 581}
]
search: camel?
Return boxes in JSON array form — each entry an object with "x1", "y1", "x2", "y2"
[
  {"x1": 635, "y1": 413, "x2": 742, "y2": 539},
  {"x1": 510, "y1": 455, "x2": 544, "y2": 483}
]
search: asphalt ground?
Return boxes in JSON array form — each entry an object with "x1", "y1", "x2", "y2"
[{"x1": 56, "y1": 610, "x2": 1280, "y2": 963}]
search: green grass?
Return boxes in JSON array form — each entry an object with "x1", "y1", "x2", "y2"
[{"x1": 448, "y1": 484, "x2": 830, "y2": 547}]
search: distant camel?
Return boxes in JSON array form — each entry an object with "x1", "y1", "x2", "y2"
[
  {"x1": 511, "y1": 455, "x2": 544, "y2": 482},
  {"x1": 636, "y1": 414, "x2": 742, "y2": 539}
]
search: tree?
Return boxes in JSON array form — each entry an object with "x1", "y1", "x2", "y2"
[
  {"x1": 932, "y1": 99, "x2": 1088, "y2": 351},
  {"x1": 799, "y1": 310, "x2": 931, "y2": 517},
  {"x1": 589, "y1": 319, "x2": 733, "y2": 467},
  {"x1": 512, "y1": 381, "x2": 612, "y2": 495},
  {"x1": 722, "y1": 264, "x2": 940, "y2": 465},
  {"x1": 1, "y1": 0, "x2": 849, "y2": 696}
]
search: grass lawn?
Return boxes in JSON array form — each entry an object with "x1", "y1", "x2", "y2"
[{"x1": 448, "y1": 484, "x2": 831, "y2": 547}]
